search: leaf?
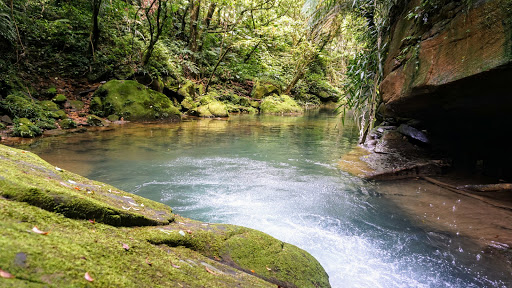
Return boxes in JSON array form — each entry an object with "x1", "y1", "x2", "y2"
[
  {"x1": 88, "y1": 219, "x2": 95, "y2": 224},
  {"x1": 205, "y1": 267, "x2": 216, "y2": 275},
  {"x1": 84, "y1": 272, "x2": 94, "y2": 282},
  {"x1": 122, "y1": 243, "x2": 130, "y2": 251},
  {"x1": 32, "y1": 226, "x2": 49, "y2": 235},
  {"x1": 0, "y1": 268, "x2": 15, "y2": 279},
  {"x1": 178, "y1": 230, "x2": 185, "y2": 237},
  {"x1": 145, "y1": 257, "x2": 152, "y2": 266}
]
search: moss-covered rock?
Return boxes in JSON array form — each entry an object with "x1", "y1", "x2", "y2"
[
  {"x1": 178, "y1": 80, "x2": 197, "y2": 99},
  {"x1": 260, "y1": 95, "x2": 303, "y2": 114},
  {"x1": 12, "y1": 118, "x2": 42, "y2": 138},
  {"x1": 49, "y1": 109, "x2": 67, "y2": 120},
  {"x1": 250, "y1": 81, "x2": 281, "y2": 99},
  {"x1": 107, "y1": 114, "x2": 120, "y2": 122},
  {"x1": 52, "y1": 94, "x2": 67, "y2": 104},
  {"x1": 192, "y1": 100, "x2": 229, "y2": 117},
  {"x1": 69, "y1": 100, "x2": 85, "y2": 111},
  {"x1": 91, "y1": 80, "x2": 181, "y2": 121},
  {"x1": 87, "y1": 115, "x2": 106, "y2": 127},
  {"x1": 0, "y1": 93, "x2": 44, "y2": 120},
  {"x1": 39, "y1": 100, "x2": 60, "y2": 111},
  {"x1": 59, "y1": 118, "x2": 77, "y2": 129},
  {"x1": 180, "y1": 96, "x2": 197, "y2": 111},
  {"x1": 0, "y1": 144, "x2": 330, "y2": 287}
]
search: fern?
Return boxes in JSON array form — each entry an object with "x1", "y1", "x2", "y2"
[{"x1": 0, "y1": 0, "x2": 16, "y2": 44}]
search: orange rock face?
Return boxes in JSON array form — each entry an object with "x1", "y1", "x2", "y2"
[{"x1": 380, "y1": 0, "x2": 512, "y2": 117}]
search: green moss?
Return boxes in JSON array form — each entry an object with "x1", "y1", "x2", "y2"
[
  {"x1": 107, "y1": 114, "x2": 120, "y2": 122},
  {"x1": 87, "y1": 115, "x2": 106, "y2": 127},
  {"x1": 250, "y1": 81, "x2": 281, "y2": 99},
  {"x1": 192, "y1": 101, "x2": 229, "y2": 117},
  {"x1": 59, "y1": 118, "x2": 77, "y2": 129},
  {"x1": 180, "y1": 96, "x2": 197, "y2": 111},
  {"x1": 35, "y1": 118, "x2": 57, "y2": 130},
  {"x1": 40, "y1": 100, "x2": 60, "y2": 111},
  {"x1": 52, "y1": 94, "x2": 67, "y2": 103},
  {"x1": 50, "y1": 110, "x2": 67, "y2": 120},
  {"x1": 0, "y1": 93, "x2": 44, "y2": 120},
  {"x1": 46, "y1": 87, "x2": 57, "y2": 96},
  {"x1": 178, "y1": 80, "x2": 196, "y2": 99},
  {"x1": 69, "y1": 100, "x2": 85, "y2": 111},
  {"x1": 0, "y1": 145, "x2": 173, "y2": 226},
  {"x1": 145, "y1": 223, "x2": 329, "y2": 288},
  {"x1": 91, "y1": 80, "x2": 181, "y2": 121},
  {"x1": 12, "y1": 118, "x2": 43, "y2": 138},
  {"x1": 260, "y1": 95, "x2": 303, "y2": 114}
]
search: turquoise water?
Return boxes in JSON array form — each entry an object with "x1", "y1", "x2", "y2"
[{"x1": 22, "y1": 110, "x2": 511, "y2": 287}]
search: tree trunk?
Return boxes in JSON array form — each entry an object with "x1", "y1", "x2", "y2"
[
  {"x1": 205, "y1": 46, "x2": 231, "y2": 93},
  {"x1": 284, "y1": 70, "x2": 304, "y2": 95},
  {"x1": 89, "y1": 0, "x2": 102, "y2": 56},
  {"x1": 188, "y1": 0, "x2": 201, "y2": 55}
]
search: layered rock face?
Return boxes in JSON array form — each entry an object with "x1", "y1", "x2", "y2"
[{"x1": 379, "y1": 0, "x2": 512, "y2": 178}]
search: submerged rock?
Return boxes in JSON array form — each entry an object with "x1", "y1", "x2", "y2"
[
  {"x1": 91, "y1": 80, "x2": 181, "y2": 121},
  {"x1": 0, "y1": 144, "x2": 330, "y2": 287}
]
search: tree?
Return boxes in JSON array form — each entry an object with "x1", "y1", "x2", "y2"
[
  {"x1": 90, "y1": 0, "x2": 102, "y2": 57},
  {"x1": 141, "y1": 0, "x2": 170, "y2": 66}
]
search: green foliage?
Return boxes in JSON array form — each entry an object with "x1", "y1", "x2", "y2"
[
  {"x1": 59, "y1": 118, "x2": 77, "y2": 129},
  {"x1": 12, "y1": 118, "x2": 42, "y2": 138}
]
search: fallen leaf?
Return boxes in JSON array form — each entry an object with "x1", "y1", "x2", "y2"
[
  {"x1": 0, "y1": 268, "x2": 15, "y2": 279},
  {"x1": 88, "y1": 219, "x2": 95, "y2": 224},
  {"x1": 145, "y1": 257, "x2": 152, "y2": 266},
  {"x1": 55, "y1": 167, "x2": 63, "y2": 172},
  {"x1": 122, "y1": 243, "x2": 130, "y2": 251},
  {"x1": 205, "y1": 267, "x2": 216, "y2": 275},
  {"x1": 266, "y1": 266, "x2": 272, "y2": 271},
  {"x1": 84, "y1": 272, "x2": 94, "y2": 282},
  {"x1": 74, "y1": 187, "x2": 80, "y2": 190},
  {"x1": 179, "y1": 230, "x2": 185, "y2": 237},
  {"x1": 32, "y1": 226, "x2": 49, "y2": 235},
  {"x1": 171, "y1": 263, "x2": 181, "y2": 268},
  {"x1": 250, "y1": 269, "x2": 255, "y2": 273},
  {"x1": 186, "y1": 230, "x2": 192, "y2": 234}
]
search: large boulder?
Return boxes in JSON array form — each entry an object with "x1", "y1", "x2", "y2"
[
  {"x1": 90, "y1": 80, "x2": 181, "y2": 121},
  {"x1": 260, "y1": 95, "x2": 303, "y2": 114},
  {"x1": 250, "y1": 81, "x2": 281, "y2": 99},
  {"x1": 0, "y1": 144, "x2": 330, "y2": 287}
]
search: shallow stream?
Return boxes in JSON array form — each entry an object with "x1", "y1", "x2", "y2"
[{"x1": 17, "y1": 110, "x2": 512, "y2": 287}]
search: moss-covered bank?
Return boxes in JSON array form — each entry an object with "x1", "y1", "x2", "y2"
[{"x1": 0, "y1": 144, "x2": 330, "y2": 287}]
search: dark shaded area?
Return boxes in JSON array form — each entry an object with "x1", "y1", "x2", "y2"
[{"x1": 388, "y1": 64, "x2": 512, "y2": 180}]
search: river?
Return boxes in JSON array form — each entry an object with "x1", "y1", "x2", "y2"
[{"x1": 16, "y1": 109, "x2": 512, "y2": 287}]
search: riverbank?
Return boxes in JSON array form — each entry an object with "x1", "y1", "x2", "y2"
[{"x1": 0, "y1": 144, "x2": 330, "y2": 287}]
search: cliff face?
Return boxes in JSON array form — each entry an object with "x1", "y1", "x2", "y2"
[{"x1": 379, "y1": 0, "x2": 512, "y2": 178}]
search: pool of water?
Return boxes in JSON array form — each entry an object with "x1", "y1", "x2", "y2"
[{"x1": 18, "y1": 110, "x2": 512, "y2": 287}]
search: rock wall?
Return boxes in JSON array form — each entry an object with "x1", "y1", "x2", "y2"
[{"x1": 379, "y1": 0, "x2": 512, "y2": 178}]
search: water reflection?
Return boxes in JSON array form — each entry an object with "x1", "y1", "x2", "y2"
[{"x1": 16, "y1": 110, "x2": 512, "y2": 287}]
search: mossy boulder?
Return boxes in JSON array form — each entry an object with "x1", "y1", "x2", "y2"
[
  {"x1": 90, "y1": 80, "x2": 181, "y2": 121},
  {"x1": 178, "y1": 80, "x2": 197, "y2": 99},
  {"x1": 12, "y1": 118, "x2": 42, "y2": 138},
  {"x1": 180, "y1": 96, "x2": 197, "y2": 111},
  {"x1": 107, "y1": 114, "x2": 120, "y2": 122},
  {"x1": 49, "y1": 109, "x2": 67, "y2": 120},
  {"x1": 0, "y1": 144, "x2": 330, "y2": 287},
  {"x1": 87, "y1": 115, "x2": 106, "y2": 127},
  {"x1": 192, "y1": 100, "x2": 229, "y2": 117},
  {"x1": 260, "y1": 95, "x2": 303, "y2": 114},
  {"x1": 0, "y1": 93, "x2": 44, "y2": 120},
  {"x1": 69, "y1": 100, "x2": 85, "y2": 111},
  {"x1": 59, "y1": 118, "x2": 77, "y2": 129},
  {"x1": 52, "y1": 94, "x2": 67, "y2": 104},
  {"x1": 39, "y1": 100, "x2": 60, "y2": 111},
  {"x1": 250, "y1": 81, "x2": 281, "y2": 100}
]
